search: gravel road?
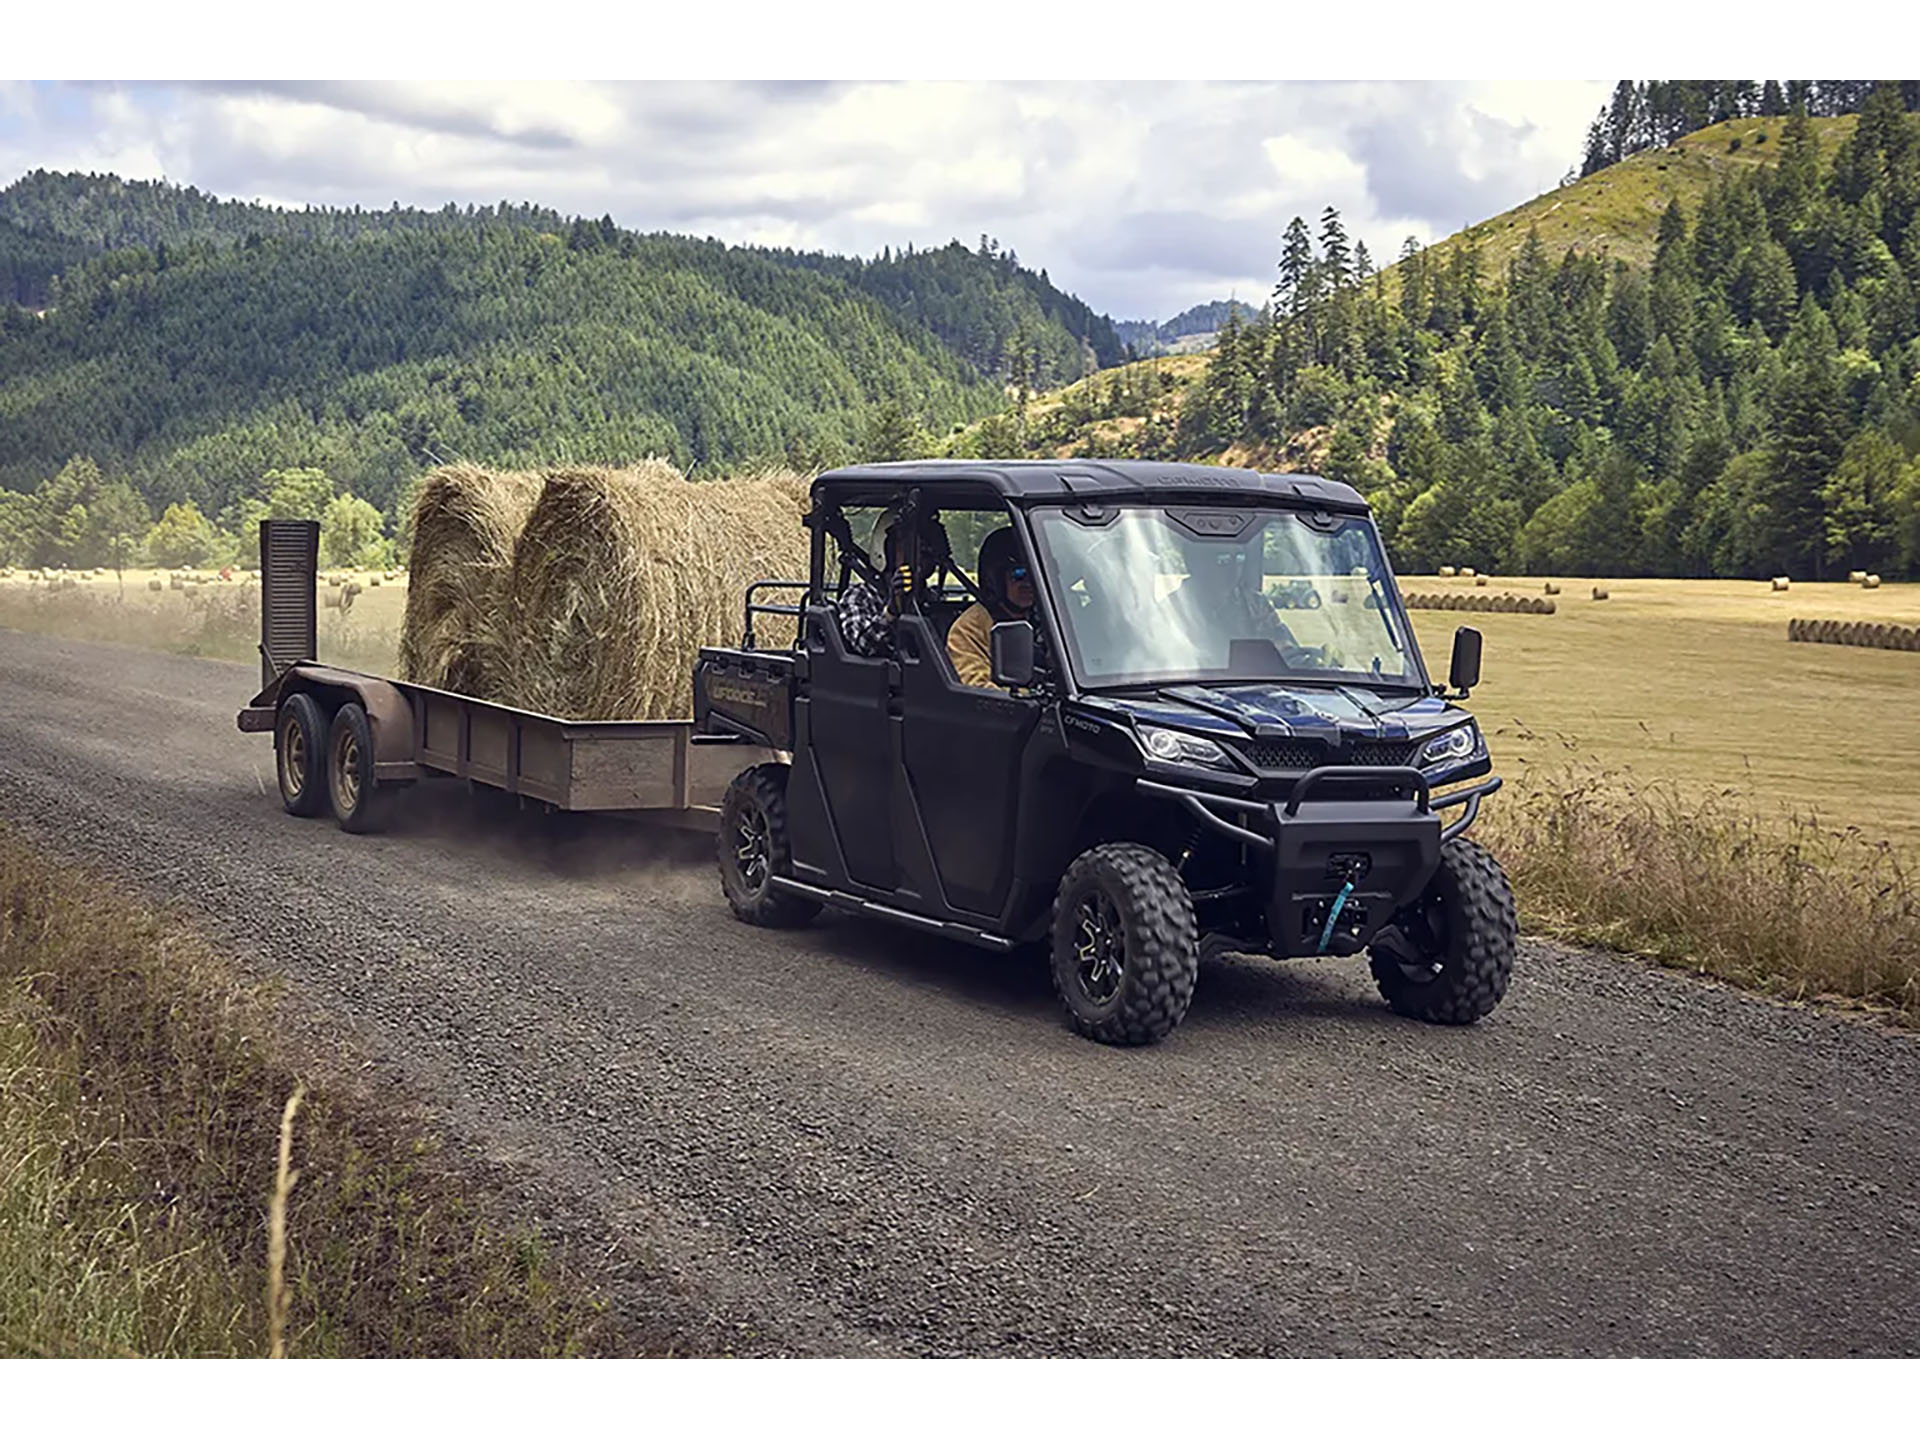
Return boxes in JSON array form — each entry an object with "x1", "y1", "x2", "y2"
[{"x1": 3, "y1": 627, "x2": 1916, "y2": 1356}]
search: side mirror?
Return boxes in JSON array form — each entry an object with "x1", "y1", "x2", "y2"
[
  {"x1": 990, "y1": 620, "x2": 1036, "y2": 689},
  {"x1": 1449, "y1": 626, "x2": 1483, "y2": 695}
]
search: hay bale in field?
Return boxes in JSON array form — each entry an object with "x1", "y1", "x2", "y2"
[
  {"x1": 397, "y1": 463, "x2": 548, "y2": 696},
  {"x1": 1863, "y1": 574, "x2": 1882, "y2": 589},
  {"x1": 1460, "y1": 566, "x2": 1477, "y2": 578},
  {"x1": 1788, "y1": 618, "x2": 1804, "y2": 641},
  {"x1": 1849, "y1": 569, "x2": 1867, "y2": 583},
  {"x1": 1592, "y1": 585, "x2": 1610, "y2": 601},
  {"x1": 169, "y1": 574, "x2": 185, "y2": 591},
  {"x1": 1544, "y1": 582, "x2": 1561, "y2": 595},
  {"x1": 147, "y1": 578, "x2": 163, "y2": 592},
  {"x1": 322, "y1": 590, "x2": 343, "y2": 610},
  {"x1": 369, "y1": 575, "x2": 382, "y2": 586},
  {"x1": 1438, "y1": 566, "x2": 1456, "y2": 578},
  {"x1": 502, "y1": 465, "x2": 811, "y2": 720},
  {"x1": 327, "y1": 574, "x2": 343, "y2": 588},
  {"x1": 1770, "y1": 576, "x2": 1790, "y2": 591}
]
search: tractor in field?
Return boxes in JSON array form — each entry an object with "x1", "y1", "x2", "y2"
[{"x1": 695, "y1": 460, "x2": 1515, "y2": 1045}]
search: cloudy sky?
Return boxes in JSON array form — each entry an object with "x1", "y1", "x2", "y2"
[{"x1": 0, "y1": 80, "x2": 1609, "y2": 321}]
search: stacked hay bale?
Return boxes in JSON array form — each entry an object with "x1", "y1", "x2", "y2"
[
  {"x1": 502, "y1": 464, "x2": 810, "y2": 719},
  {"x1": 398, "y1": 461, "x2": 812, "y2": 719},
  {"x1": 397, "y1": 464, "x2": 547, "y2": 699}
]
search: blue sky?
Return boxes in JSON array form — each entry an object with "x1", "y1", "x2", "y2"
[{"x1": 0, "y1": 80, "x2": 1609, "y2": 321}]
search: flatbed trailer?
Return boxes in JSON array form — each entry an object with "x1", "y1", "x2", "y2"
[{"x1": 236, "y1": 520, "x2": 767, "y2": 830}]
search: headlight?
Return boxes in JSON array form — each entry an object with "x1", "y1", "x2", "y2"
[
  {"x1": 1418, "y1": 722, "x2": 1482, "y2": 771},
  {"x1": 1138, "y1": 725, "x2": 1237, "y2": 771}
]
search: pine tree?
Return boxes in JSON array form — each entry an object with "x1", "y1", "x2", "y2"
[
  {"x1": 1275, "y1": 217, "x2": 1314, "y2": 317},
  {"x1": 1319, "y1": 207, "x2": 1352, "y2": 290}
]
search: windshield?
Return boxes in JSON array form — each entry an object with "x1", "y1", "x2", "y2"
[{"x1": 1027, "y1": 504, "x2": 1421, "y2": 690}]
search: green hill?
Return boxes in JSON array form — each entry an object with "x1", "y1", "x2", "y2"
[
  {"x1": 0, "y1": 173, "x2": 1132, "y2": 523},
  {"x1": 946, "y1": 95, "x2": 1920, "y2": 582},
  {"x1": 1403, "y1": 114, "x2": 1857, "y2": 284},
  {"x1": 0, "y1": 223, "x2": 1000, "y2": 519}
]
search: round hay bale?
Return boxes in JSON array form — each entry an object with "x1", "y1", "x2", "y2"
[
  {"x1": 1873, "y1": 623, "x2": 1893, "y2": 648},
  {"x1": 369, "y1": 575, "x2": 382, "y2": 587},
  {"x1": 147, "y1": 577, "x2": 163, "y2": 592},
  {"x1": 1770, "y1": 576, "x2": 1790, "y2": 592},
  {"x1": 1863, "y1": 574, "x2": 1882, "y2": 589},
  {"x1": 1820, "y1": 619, "x2": 1840, "y2": 644},
  {"x1": 1543, "y1": 582, "x2": 1561, "y2": 595},
  {"x1": 322, "y1": 590, "x2": 343, "y2": 610},
  {"x1": 1541, "y1": 598, "x2": 1557, "y2": 615},
  {"x1": 1473, "y1": 575, "x2": 1489, "y2": 587},
  {"x1": 398, "y1": 463, "x2": 549, "y2": 696},
  {"x1": 1438, "y1": 565, "x2": 1456, "y2": 578},
  {"x1": 1460, "y1": 566, "x2": 1477, "y2": 578},
  {"x1": 169, "y1": 574, "x2": 185, "y2": 591},
  {"x1": 327, "y1": 574, "x2": 343, "y2": 588},
  {"x1": 1592, "y1": 585, "x2": 1610, "y2": 601},
  {"x1": 1848, "y1": 569, "x2": 1867, "y2": 584},
  {"x1": 503, "y1": 466, "x2": 811, "y2": 720}
]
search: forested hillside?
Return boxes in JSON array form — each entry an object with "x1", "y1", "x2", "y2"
[
  {"x1": 778, "y1": 235, "x2": 1122, "y2": 386},
  {"x1": 950, "y1": 87, "x2": 1920, "y2": 582},
  {"x1": 1114, "y1": 301, "x2": 1256, "y2": 356}
]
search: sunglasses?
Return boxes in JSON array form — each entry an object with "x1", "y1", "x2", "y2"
[{"x1": 1009, "y1": 566, "x2": 1030, "y2": 582}]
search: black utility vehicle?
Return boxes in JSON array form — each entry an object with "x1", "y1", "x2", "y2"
[{"x1": 695, "y1": 460, "x2": 1514, "y2": 1045}]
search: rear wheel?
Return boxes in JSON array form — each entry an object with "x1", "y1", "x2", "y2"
[
  {"x1": 275, "y1": 692, "x2": 329, "y2": 818},
  {"x1": 1368, "y1": 837, "x2": 1515, "y2": 1024},
  {"x1": 327, "y1": 702, "x2": 391, "y2": 833},
  {"x1": 1049, "y1": 843, "x2": 1197, "y2": 1046},
  {"x1": 718, "y1": 764, "x2": 820, "y2": 927}
]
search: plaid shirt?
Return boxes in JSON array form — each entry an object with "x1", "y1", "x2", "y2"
[{"x1": 835, "y1": 579, "x2": 894, "y2": 658}]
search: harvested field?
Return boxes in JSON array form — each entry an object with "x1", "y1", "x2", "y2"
[{"x1": 1405, "y1": 573, "x2": 1920, "y2": 858}]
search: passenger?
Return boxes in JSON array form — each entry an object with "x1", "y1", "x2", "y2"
[
  {"x1": 835, "y1": 515, "x2": 927, "y2": 659},
  {"x1": 948, "y1": 527, "x2": 1037, "y2": 689}
]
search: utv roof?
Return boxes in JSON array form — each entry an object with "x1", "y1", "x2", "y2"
[{"x1": 812, "y1": 459, "x2": 1369, "y2": 512}]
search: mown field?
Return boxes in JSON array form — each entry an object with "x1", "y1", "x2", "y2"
[{"x1": 1401, "y1": 573, "x2": 1920, "y2": 858}]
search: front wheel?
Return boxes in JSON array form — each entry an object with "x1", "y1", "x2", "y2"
[
  {"x1": 718, "y1": 764, "x2": 821, "y2": 927},
  {"x1": 1050, "y1": 843, "x2": 1198, "y2": 1046},
  {"x1": 1368, "y1": 837, "x2": 1516, "y2": 1024}
]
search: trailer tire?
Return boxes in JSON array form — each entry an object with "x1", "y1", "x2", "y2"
[
  {"x1": 276, "y1": 692, "x2": 330, "y2": 818},
  {"x1": 327, "y1": 702, "x2": 391, "y2": 834},
  {"x1": 1049, "y1": 843, "x2": 1198, "y2": 1046},
  {"x1": 1368, "y1": 836, "x2": 1515, "y2": 1024},
  {"x1": 718, "y1": 764, "x2": 820, "y2": 928}
]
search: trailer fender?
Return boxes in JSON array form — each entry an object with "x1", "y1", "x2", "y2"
[{"x1": 272, "y1": 665, "x2": 424, "y2": 782}]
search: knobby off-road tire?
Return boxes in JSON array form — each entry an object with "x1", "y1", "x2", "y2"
[
  {"x1": 718, "y1": 764, "x2": 821, "y2": 928},
  {"x1": 1050, "y1": 843, "x2": 1198, "y2": 1046},
  {"x1": 1369, "y1": 836, "x2": 1516, "y2": 1024},
  {"x1": 276, "y1": 692, "x2": 329, "y2": 818},
  {"x1": 327, "y1": 701, "x2": 393, "y2": 834}
]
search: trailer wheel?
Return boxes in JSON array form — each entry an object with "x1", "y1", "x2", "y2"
[
  {"x1": 327, "y1": 702, "x2": 391, "y2": 834},
  {"x1": 1368, "y1": 836, "x2": 1516, "y2": 1024},
  {"x1": 1049, "y1": 843, "x2": 1198, "y2": 1046},
  {"x1": 276, "y1": 692, "x2": 329, "y2": 818},
  {"x1": 718, "y1": 764, "x2": 820, "y2": 927}
]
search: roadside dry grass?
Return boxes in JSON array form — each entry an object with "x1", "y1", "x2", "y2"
[
  {"x1": 0, "y1": 824, "x2": 638, "y2": 1357},
  {"x1": 0, "y1": 570, "x2": 403, "y2": 675},
  {"x1": 1476, "y1": 765, "x2": 1920, "y2": 1025}
]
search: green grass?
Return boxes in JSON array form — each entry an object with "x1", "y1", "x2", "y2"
[
  {"x1": 0, "y1": 826, "x2": 643, "y2": 1356},
  {"x1": 1393, "y1": 115, "x2": 1858, "y2": 288}
]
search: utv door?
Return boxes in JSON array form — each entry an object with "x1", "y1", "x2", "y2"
[
  {"x1": 893, "y1": 615, "x2": 1040, "y2": 919},
  {"x1": 789, "y1": 604, "x2": 896, "y2": 891}
]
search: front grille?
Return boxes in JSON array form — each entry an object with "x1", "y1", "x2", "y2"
[
  {"x1": 1238, "y1": 740, "x2": 1322, "y2": 771},
  {"x1": 1234, "y1": 737, "x2": 1421, "y2": 772},
  {"x1": 1349, "y1": 739, "x2": 1420, "y2": 768}
]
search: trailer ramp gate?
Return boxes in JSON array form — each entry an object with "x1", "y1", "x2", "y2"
[{"x1": 259, "y1": 519, "x2": 319, "y2": 690}]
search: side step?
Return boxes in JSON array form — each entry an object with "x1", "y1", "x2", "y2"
[{"x1": 770, "y1": 877, "x2": 1017, "y2": 952}]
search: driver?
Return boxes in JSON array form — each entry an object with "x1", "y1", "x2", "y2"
[
  {"x1": 1168, "y1": 546, "x2": 1304, "y2": 658},
  {"x1": 948, "y1": 526, "x2": 1036, "y2": 689}
]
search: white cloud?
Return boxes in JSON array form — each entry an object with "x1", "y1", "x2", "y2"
[{"x1": 0, "y1": 80, "x2": 1610, "y2": 320}]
